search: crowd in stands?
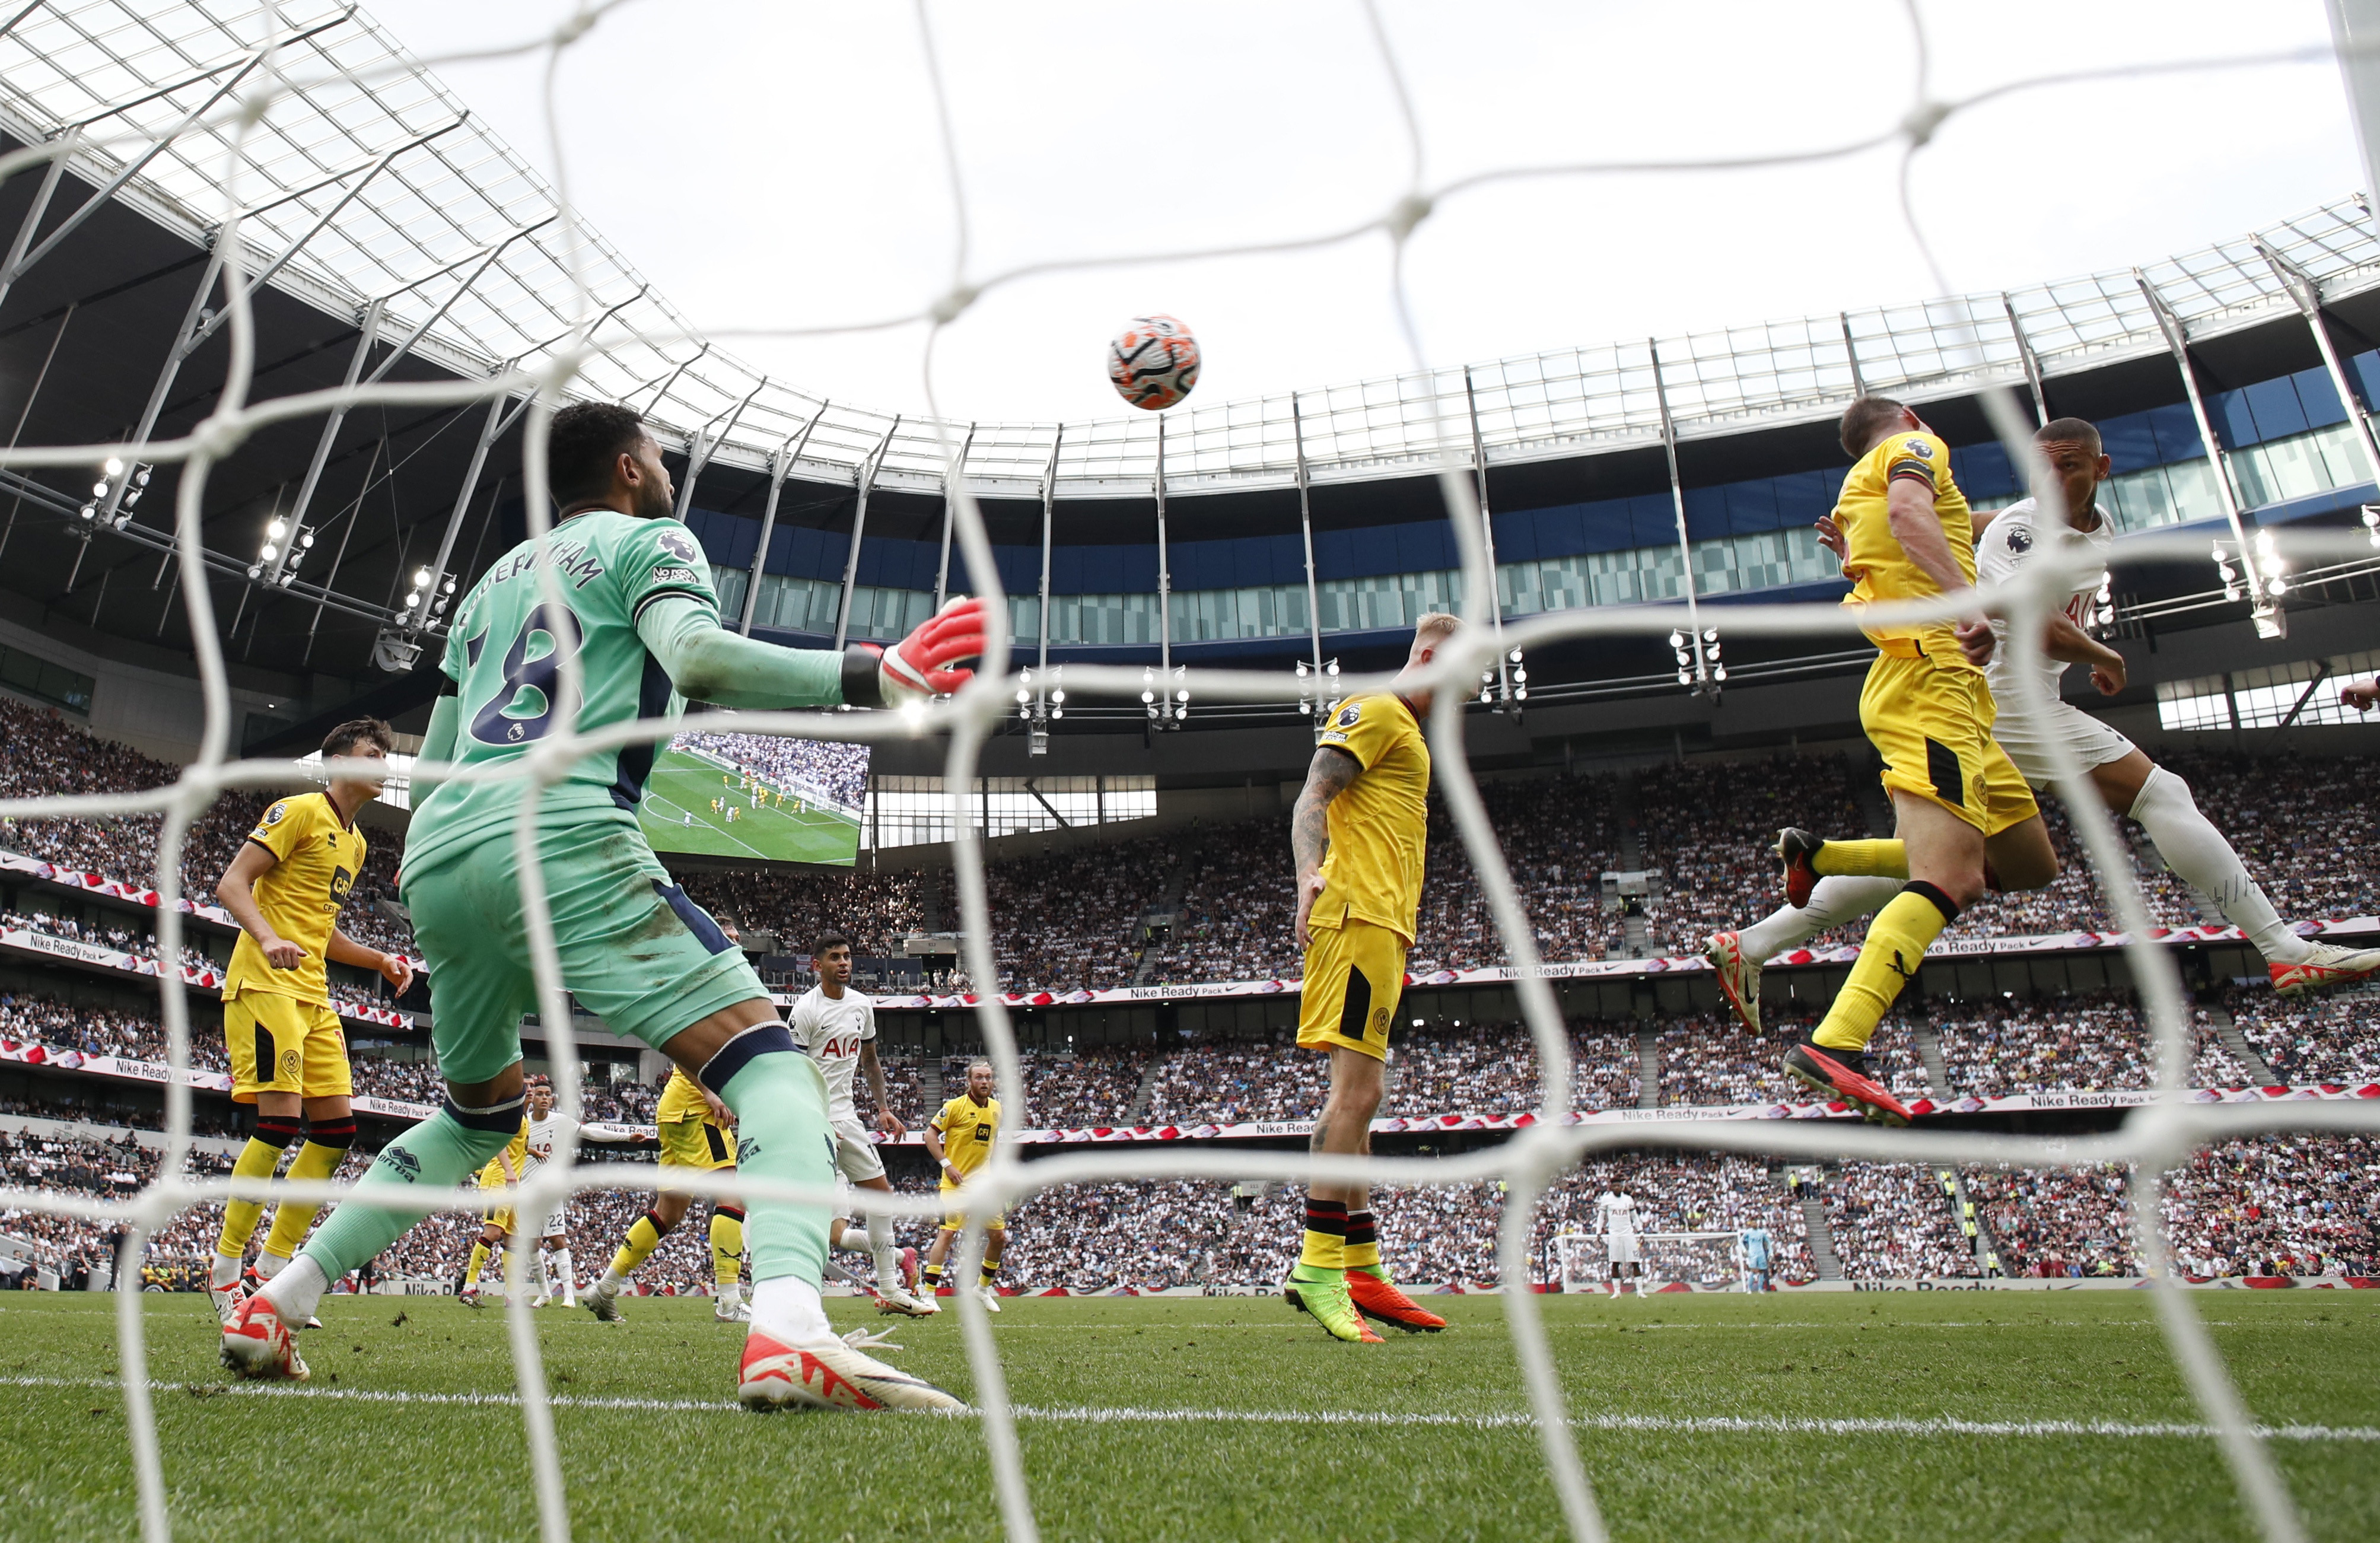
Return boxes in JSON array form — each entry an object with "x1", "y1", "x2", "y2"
[
  {"x1": 2160, "y1": 1135, "x2": 2379, "y2": 1279},
  {"x1": 675, "y1": 866, "x2": 928, "y2": 962},
  {"x1": 1637, "y1": 755, "x2": 1868, "y2": 955},
  {"x1": 1824, "y1": 1163, "x2": 1979, "y2": 1279},
  {"x1": 2226, "y1": 984, "x2": 2380, "y2": 1084},
  {"x1": 671, "y1": 730, "x2": 869, "y2": 812},
  {"x1": 1022, "y1": 1048, "x2": 1150, "y2": 1128},
  {"x1": 1965, "y1": 1163, "x2": 2136, "y2": 1277},
  {"x1": 2153, "y1": 752, "x2": 2380, "y2": 924}
]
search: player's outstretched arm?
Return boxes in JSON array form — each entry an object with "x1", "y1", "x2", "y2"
[
  {"x1": 2343, "y1": 676, "x2": 2380, "y2": 712},
  {"x1": 637, "y1": 593, "x2": 987, "y2": 710}
]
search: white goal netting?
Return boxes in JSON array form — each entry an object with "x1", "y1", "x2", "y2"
[{"x1": 0, "y1": 5, "x2": 2376, "y2": 1543}]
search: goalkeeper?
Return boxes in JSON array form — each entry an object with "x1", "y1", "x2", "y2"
[{"x1": 223, "y1": 402, "x2": 981, "y2": 1413}]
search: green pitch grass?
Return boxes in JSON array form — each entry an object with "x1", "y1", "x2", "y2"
[
  {"x1": 635, "y1": 747, "x2": 860, "y2": 866},
  {"x1": 2, "y1": 1291, "x2": 2375, "y2": 1541}
]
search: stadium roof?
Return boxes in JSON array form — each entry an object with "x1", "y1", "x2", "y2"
[{"x1": 7, "y1": 1, "x2": 2380, "y2": 503}]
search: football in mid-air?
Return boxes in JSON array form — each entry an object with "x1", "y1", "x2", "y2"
[{"x1": 1108, "y1": 314, "x2": 1200, "y2": 410}]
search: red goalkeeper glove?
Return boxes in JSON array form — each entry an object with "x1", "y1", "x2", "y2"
[{"x1": 874, "y1": 596, "x2": 987, "y2": 704}]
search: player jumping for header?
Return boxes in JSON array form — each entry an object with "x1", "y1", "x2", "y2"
[
  {"x1": 1284, "y1": 615, "x2": 1461, "y2": 1342},
  {"x1": 221, "y1": 402, "x2": 985, "y2": 1411},
  {"x1": 1707, "y1": 415, "x2": 2380, "y2": 1029},
  {"x1": 1741, "y1": 399, "x2": 2062, "y2": 1124},
  {"x1": 209, "y1": 718, "x2": 414, "y2": 1322}
]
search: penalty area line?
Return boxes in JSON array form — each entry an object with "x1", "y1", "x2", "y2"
[{"x1": 10, "y1": 1377, "x2": 2375, "y2": 1442}]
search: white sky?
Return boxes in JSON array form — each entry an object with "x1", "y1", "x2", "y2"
[{"x1": 368, "y1": 0, "x2": 2363, "y2": 425}]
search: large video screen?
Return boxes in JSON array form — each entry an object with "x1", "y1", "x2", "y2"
[{"x1": 638, "y1": 724, "x2": 870, "y2": 867}]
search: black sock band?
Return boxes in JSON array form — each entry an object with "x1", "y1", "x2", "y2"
[
  {"x1": 303, "y1": 1117, "x2": 357, "y2": 1150},
  {"x1": 252, "y1": 1115, "x2": 302, "y2": 1148},
  {"x1": 1344, "y1": 1211, "x2": 1379, "y2": 1249},
  {"x1": 696, "y1": 1022, "x2": 797, "y2": 1096},
  {"x1": 645, "y1": 1207, "x2": 677, "y2": 1239},
  {"x1": 1900, "y1": 878, "x2": 1961, "y2": 925},
  {"x1": 1303, "y1": 1199, "x2": 1349, "y2": 1237},
  {"x1": 715, "y1": 1205, "x2": 745, "y2": 1224},
  {"x1": 445, "y1": 1094, "x2": 527, "y2": 1134}
]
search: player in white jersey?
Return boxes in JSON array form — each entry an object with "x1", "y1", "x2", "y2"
[
  {"x1": 1707, "y1": 417, "x2": 2380, "y2": 1025},
  {"x1": 790, "y1": 933, "x2": 929, "y2": 1315},
  {"x1": 463, "y1": 1078, "x2": 647, "y2": 1307},
  {"x1": 1595, "y1": 1189, "x2": 1644, "y2": 1298}
]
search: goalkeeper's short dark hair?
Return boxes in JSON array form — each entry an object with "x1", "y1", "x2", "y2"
[
  {"x1": 547, "y1": 402, "x2": 648, "y2": 508},
  {"x1": 1837, "y1": 396, "x2": 1909, "y2": 460}
]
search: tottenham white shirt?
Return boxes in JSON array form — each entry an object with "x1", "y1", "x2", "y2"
[
  {"x1": 1595, "y1": 1191, "x2": 1639, "y2": 1239},
  {"x1": 1974, "y1": 495, "x2": 2114, "y2": 712},
  {"x1": 790, "y1": 982, "x2": 877, "y2": 1122}
]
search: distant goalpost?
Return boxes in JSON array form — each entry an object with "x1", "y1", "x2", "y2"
[{"x1": 1552, "y1": 1232, "x2": 1749, "y2": 1294}]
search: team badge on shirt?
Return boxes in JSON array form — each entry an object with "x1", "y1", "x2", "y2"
[
  {"x1": 1902, "y1": 438, "x2": 1933, "y2": 459},
  {"x1": 1334, "y1": 702, "x2": 1362, "y2": 728},
  {"x1": 262, "y1": 802, "x2": 286, "y2": 825},
  {"x1": 2006, "y1": 525, "x2": 2032, "y2": 553},
  {"x1": 657, "y1": 529, "x2": 701, "y2": 564}
]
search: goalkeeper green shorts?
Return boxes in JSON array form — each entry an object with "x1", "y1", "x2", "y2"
[{"x1": 400, "y1": 815, "x2": 768, "y2": 1087}]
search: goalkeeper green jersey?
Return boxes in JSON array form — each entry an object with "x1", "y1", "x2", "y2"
[{"x1": 405, "y1": 510, "x2": 822, "y2": 874}]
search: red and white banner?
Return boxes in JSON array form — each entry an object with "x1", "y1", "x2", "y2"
[
  {"x1": 0, "y1": 925, "x2": 411, "y2": 1029},
  {"x1": 817, "y1": 917, "x2": 2380, "y2": 1011}
]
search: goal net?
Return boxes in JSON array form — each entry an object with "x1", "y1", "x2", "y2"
[
  {"x1": 1554, "y1": 1232, "x2": 1746, "y2": 1294},
  {"x1": 0, "y1": 5, "x2": 2371, "y2": 1543}
]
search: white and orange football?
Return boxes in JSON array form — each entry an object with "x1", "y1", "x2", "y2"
[{"x1": 1107, "y1": 314, "x2": 1200, "y2": 411}]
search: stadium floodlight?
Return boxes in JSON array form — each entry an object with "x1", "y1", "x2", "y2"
[
  {"x1": 101, "y1": 457, "x2": 122, "y2": 476},
  {"x1": 2363, "y1": 504, "x2": 2380, "y2": 548}
]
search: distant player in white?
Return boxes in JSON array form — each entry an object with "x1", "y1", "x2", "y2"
[
  {"x1": 1595, "y1": 1189, "x2": 1645, "y2": 1298},
  {"x1": 1709, "y1": 416, "x2": 2380, "y2": 1020},
  {"x1": 468, "y1": 1078, "x2": 647, "y2": 1308},
  {"x1": 788, "y1": 932, "x2": 929, "y2": 1315}
]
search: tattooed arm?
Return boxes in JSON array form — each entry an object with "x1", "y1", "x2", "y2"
[{"x1": 1291, "y1": 744, "x2": 1361, "y2": 949}]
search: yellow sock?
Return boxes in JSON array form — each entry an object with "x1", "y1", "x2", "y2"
[
  {"x1": 1812, "y1": 838, "x2": 1907, "y2": 879},
  {"x1": 464, "y1": 1242, "x2": 490, "y2": 1287},
  {"x1": 214, "y1": 1130, "x2": 292, "y2": 1258},
  {"x1": 1812, "y1": 885, "x2": 1955, "y2": 1052},
  {"x1": 979, "y1": 1258, "x2": 1001, "y2": 1289},
  {"x1": 608, "y1": 1210, "x2": 667, "y2": 1280},
  {"x1": 1299, "y1": 1198, "x2": 1348, "y2": 1273},
  {"x1": 258, "y1": 1140, "x2": 345, "y2": 1259},
  {"x1": 1343, "y1": 1208, "x2": 1382, "y2": 1270},
  {"x1": 709, "y1": 1207, "x2": 744, "y2": 1291}
]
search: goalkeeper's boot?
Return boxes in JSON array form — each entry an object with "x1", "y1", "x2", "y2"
[
  {"x1": 1774, "y1": 829, "x2": 1824, "y2": 909},
  {"x1": 219, "y1": 1293, "x2": 309, "y2": 1382},
  {"x1": 1348, "y1": 1265, "x2": 1447, "y2": 1333},
  {"x1": 1703, "y1": 930, "x2": 1762, "y2": 1034},
  {"x1": 248, "y1": 1265, "x2": 322, "y2": 1329},
  {"x1": 737, "y1": 1328, "x2": 968, "y2": 1412},
  {"x1": 1783, "y1": 1041, "x2": 1911, "y2": 1127},
  {"x1": 1284, "y1": 1269, "x2": 1382, "y2": 1344},
  {"x1": 2271, "y1": 942, "x2": 2380, "y2": 997}
]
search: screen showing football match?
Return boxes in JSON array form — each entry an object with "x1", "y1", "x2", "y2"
[{"x1": 637, "y1": 724, "x2": 870, "y2": 867}]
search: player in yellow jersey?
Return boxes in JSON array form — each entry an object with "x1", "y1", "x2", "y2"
[
  {"x1": 1284, "y1": 615, "x2": 1461, "y2": 1343},
  {"x1": 458, "y1": 1112, "x2": 530, "y2": 1306},
  {"x1": 207, "y1": 718, "x2": 414, "y2": 1322},
  {"x1": 920, "y1": 1061, "x2": 1004, "y2": 1311},
  {"x1": 584, "y1": 1064, "x2": 750, "y2": 1322},
  {"x1": 1771, "y1": 398, "x2": 2058, "y2": 1122}
]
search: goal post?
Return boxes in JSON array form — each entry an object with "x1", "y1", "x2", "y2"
[{"x1": 1553, "y1": 1231, "x2": 1748, "y2": 1293}]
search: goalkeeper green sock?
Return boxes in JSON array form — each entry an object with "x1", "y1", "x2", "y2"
[
  {"x1": 267, "y1": 1095, "x2": 523, "y2": 1321},
  {"x1": 704, "y1": 1027, "x2": 832, "y2": 1290}
]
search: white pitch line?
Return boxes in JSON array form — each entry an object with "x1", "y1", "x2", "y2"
[{"x1": 9, "y1": 1377, "x2": 2373, "y2": 1443}]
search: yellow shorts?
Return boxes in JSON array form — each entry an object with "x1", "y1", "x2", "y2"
[
  {"x1": 481, "y1": 1202, "x2": 516, "y2": 1233},
  {"x1": 658, "y1": 1116, "x2": 736, "y2": 1172},
  {"x1": 224, "y1": 990, "x2": 351, "y2": 1104},
  {"x1": 1297, "y1": 917, "x2": 1407, "y2": 1062},
  {"x1": 939, "y1": 1185, "x2": 1006, "y2": 1232},
  {"x1": 1860, "y1": 649, "x2": 2037, "y2": 837}
]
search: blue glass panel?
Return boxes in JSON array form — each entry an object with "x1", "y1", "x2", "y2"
[
  {"x1": 1777, "y1": 469, "x2": 1837, "y2": 522},
  {"x1": 1490, "y1": 508, "x2": 1540, "y2": 562},
  {"x1": 1953, "y1": 440, "x2": 2015, "y2": 502},
  {"x1": 2242, "y1": 377, "x2": 2309, "y2": 442},
  {"x1": 2147, "y1": 403, "x2": 2203, "y2": 462},
  {"x1": 1630, "y1": 492, "x2": 1678, "y2": 547},
  {"x1": 2213, "y1": 387, "x2": 2259, "y2": 448},
  {"x1": 2291, "y1": 364, "x2": 2347, "y2": 428},
  {"x1": 1574, "y1": 497, "x2": 1636, "y2": 553},
  {"x1": 1725, "y1": 478, "x2": 1781, "y2": 533},
  {"x1": 2352, "y1": 349, "x2": 2380, "y2": 411},
  {"x1": 1681, "y1": 483, "x2": 1729, "y2": 541},
  {"x1": 2098, "y1": 409, "x2": 2159, "y2": 474},
  {"x1": 1313, "y1": 526, "x2": 1361, "y2": 579}
]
